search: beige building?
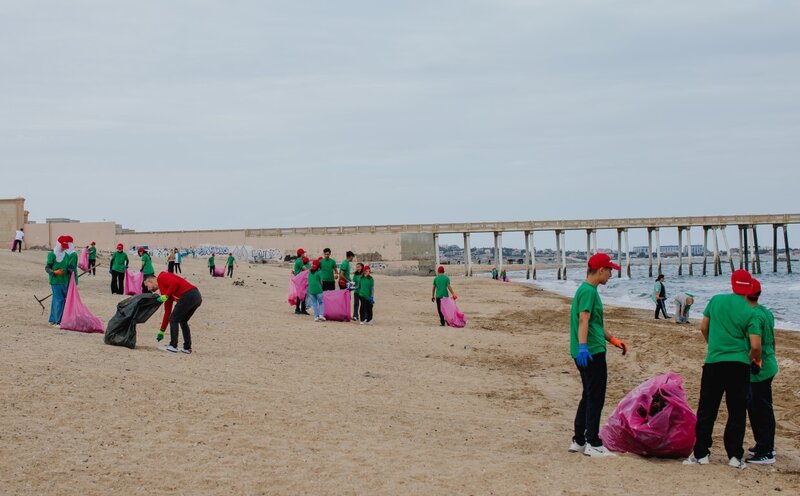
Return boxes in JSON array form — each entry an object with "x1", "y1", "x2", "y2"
[{"x1": 0, "y1": 198, "x2": 28, "y2": 247}]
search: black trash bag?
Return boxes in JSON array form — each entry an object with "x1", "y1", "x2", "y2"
[{"x1": 104, "y1": 294, "x2": 163, "y2": 349}]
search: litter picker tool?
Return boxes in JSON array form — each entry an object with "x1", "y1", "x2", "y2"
[{"x1": 34, "y1": 264, "x2": 103, "y2": 314}]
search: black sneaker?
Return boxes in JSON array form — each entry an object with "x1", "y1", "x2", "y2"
[{"x1": 746, "y1": 452, "x2": 775, "y2": 465}]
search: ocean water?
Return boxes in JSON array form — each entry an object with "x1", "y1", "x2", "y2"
[{"x1": 495, "y1": 261, "x2": 800, "y2": 331}]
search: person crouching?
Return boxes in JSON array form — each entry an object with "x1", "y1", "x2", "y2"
[{"x1": 143, "y1": 272, "x2": 202, "y2": 354}]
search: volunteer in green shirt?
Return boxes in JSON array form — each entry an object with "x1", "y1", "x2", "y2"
[
  {"x1": 293, "y1": 249, "x2": 310, "y2": 315},
  {"x1": 45, "y1": 235, "x2": 78, "y2": 326},
  {"x1": 307, "y1": 259, "x2": 326, "y2": 321},
  {"x1": 569, "y1": 253, "x2": 628, "y2": 458},
  {"x1": 357, "y1": 265, "x2": 375, "y2": 325},
  {"x1": 109, "y1": 243, "x2": 129, "y2": 295},
  {"x1": 138, "y1": 247, "x2": 155, "y2": 293},
  {"x1": 685, "y1": 269, "x2": 762, "y2": 469},
  {"x1": 339, "y1": 251, "x2": 355, "y2": 289},
  {"x1": 88, "y1": 242, "x2": 97, "y2": 276},
  {"x1": 745, "y1": 279, "x2": 778, "y2": 465},
  {"x1": 319, "y1": 248, "x2": 338, "y2": 291},
  {"x1": 431, "y1": 266, "x2": 458, "y2": 326},
  {"x1": 208, "y1": 253, "x2": 216, "y2": 276},
  {"x1": 352, "y1": 262, "x2": 364, "y2": 321},
  {"x1": 226, "y1": 254, "x2": 236, "y2": 278}
]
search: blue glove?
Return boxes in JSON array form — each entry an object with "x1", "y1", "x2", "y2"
[
  {"x1": 369, "y1": 297, "x2": 375, "y2": 304},
  {"x1": 576, "y1": 344, "x2": 592, "y2": 368}
]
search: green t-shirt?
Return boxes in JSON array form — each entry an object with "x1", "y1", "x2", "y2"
[
  {"x1": 319, "y1": 257, "x2": 337, "y2": 282},
  {"x1": 702, "y1": 294, "x2": 761, "y2": 364},
  {"x1": 570, "y1": 281, "x2": 606, "y2": 358},
  {"x1": 308, "y1": 270, "x2": 323, "y2": 296},
  {"x1": 358, "y1": 275, "x2": 374, "y2": 299},
  {"x1": 353, "y1": 272, "x2": 362, "y2": 287},
  {"x1": 46, "y1": 251, "x2": 75, "y2": 285},
  {"x1": 110, "y1": 251, "x2": 129, "y2": 272},
  {"x1": 141, "y1": 253, "x2": 154, "y2": 275},
  {"x1": 227, "y1": 255, "x2": 235, "y2": 267},
  {"x1": 88, "y1": 246, "x2": 97, "y2": 260},
  {"x1": 433, "y1": 274, "x2": 451, "y2": 298},
  {"x1": 208, "y1": 256, "x2": 216, "y2": 267},
  {"x1": 293, "y1": 257, "x2": 306, "y2": 275},
  {"x1": 752, "y1": 305, "x2": 778, "y2": 382},
  {"x1": 340, "y1": 259, "x2": 351, "y2": 281}
]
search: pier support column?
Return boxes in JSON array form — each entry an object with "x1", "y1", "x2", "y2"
[
  {"x1": 586, "y1": 229, "x2": 592, "y2": 260},
  {"x1": 677, "y1": 227, "x2": 684, "y2": 276},
  {"x1": 493, "y1": 231, "x2": 503, "y2": 273},
  {"x1": 738, "y1": 226, "x2": 745, "y2": 269},
  {"x1": 655, "y1": 228, "x2": 662, "y2": 276},
  {"x1": 773, "y1": 225, "x2": 779, "y2": 273},
  {"x1": 647, "y1": 228, "x2": 654, "y2": 277},
  {"x1": 531, "y1": 231, "x2": 537, "y2": 280},
  {"x1": 463, "y1": 232, "x2": 472, "y2": 277},
  {"x1": 784, "y1": 224, "x2": 792, "y2": 274},
  {"x1": 624, "y1": 229, "x2": 631, "y2": 278},
  {"x1": 592, "y1": 230, "x2": 598, "y2": 254},
  {"x1": 555, "y1": 230, "x2": 562, "y2": 280},
  {"x1": 720, "y1": 227, "x2": 734, "y2": 273},
  {"x1": 434, "y1": 233, "x2": 440, "y2": 269},
  {"x1": 752, "y1": 226, "x2": 761, "y2": 274},
  {"x1": 524, "y1": 230, "x2": 531, "y2": 280},
  {"x1": 712, "y1": 227, "x2": 721, "y2": 276},
  {"x1": 702, "y1": 226, "x2": 709, "y2": 276},
  {"x1": 743, "y1": 227, "x2": 750, "y2": 271},
  {"x1": 561, "y1": 231, "x2": 568, "y2": 280},
  {"x1": 616, "y1": 229, "x2": 623, "y2": 278},
  {"x1": 687, "y1": 228, "x2": 694, "y2": 275}
]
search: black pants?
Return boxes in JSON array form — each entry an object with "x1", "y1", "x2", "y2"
[
  {"x1": 89, "y1": 258, "x2": 96, "y2": 275},
  {"x1": 353, "y1": 292, "x2": 360, "y2": 319},
  {"x1": 175, "y1": 263, "x2": 182, "y2": 274},
  {"x1": 111, "y1": 270, "x2": 125, "y2": 294},
  {"x1": 747, "y1": 377, "x2": 775, "y2": 455},
  {"x1": 574, "y1": 352, "x2": 607, "y2": 447},
  {"x1": 359, "y1": 296, "x2": 373, "y2": 322},
  {"x1": 12, "y1": 240, "x2": 22, "y2": 252},
  {"x1": 209, "y1": 266, "x2": 215, "y2": 276},
  {"x1": 655, "y1": 299, "x2": 669, "y2": 319},
  {"x1": 169, "y1": 288, "x2": 202, "y2": 350},
  {"x1": 227, "y1": 265, "x2": 233, "y2": 277},
  {"x1": 693, "y1": 361, "x2": 749, "y2": 460},
  {"x1": 295, "y1": 292, "x2": 307, "y2": 313},
  {"x1": 168, "y1": 261, "x2": 175, "y2": 273},
  {"x1": 322, "y1": 281, "x2": 336, "y2": 291},
  {"x1": 436, "y1": 297, "x2": 446, "y2": 325}
]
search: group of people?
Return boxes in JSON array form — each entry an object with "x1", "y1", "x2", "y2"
[
  {"x1": 652, "y1": 274, "x2": 695, "y2": 323},
  {"x1": 570, "y1": 253, "x2": 778, "y2": 467},
  {"x1": 491, "y1": 267, "x2": 508, "y2": 282},
  {"x1": 208, "y1": 253, "x2": 237, "y2": 277}
]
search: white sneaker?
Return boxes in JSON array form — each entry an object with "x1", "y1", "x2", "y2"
[
  {"x1": 568, "y1": 440, "x2": 586, "y2": 454},
  {"x1": 318, "y1": 316, "x2": 326, "y2": 321},
  {"x1": 584, "y1": 445, "x2": 615, "y2": 457},
  {"x1": 683, "y1": 453, "x2": 710, "y2": 465},
  {"x1": 728, "y1": 457, "x2": 746, "y2": 470},
  {"x1": 163, "y1": 345, "x2": 179, "y2": 353},
  {"x1": 314, "y1": 317, "x2": 319, "y2": 322},
  {"x1": 360, "y1": 321, "x2": 365, "y2": 325}
]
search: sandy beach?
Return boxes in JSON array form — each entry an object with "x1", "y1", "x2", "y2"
[{"x1": 1, "y1": 249, "x2": 798, "y2": 495}]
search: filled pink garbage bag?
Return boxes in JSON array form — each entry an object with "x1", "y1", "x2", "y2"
[
  {"x1": 600, "y1": 372, "x2": 696, "y2": 458},
  {"x1": 440, "y1": 297, "x2": 467, "y2": 328},
  {"x1": 288, "y1": 277, "x2": 298, "y2": 305},
  {"x1": 213, "y1": 266, "x2": 226, "y2": 277},
  {"x1": 287, "y1": 270, "x2": 309, "y2": 305},
  {"x1": 60, "y1": 273, "x2": 104, "y2": 333},
  {"x1": 78, "y1": 247, "x2": 90, "y2": 271},
  {"x1": 323, "y1": 289, "x2": 351, "y2": 321},
  {"x1": 124, "y1": 269, "x2": 143, "y2": 295}
]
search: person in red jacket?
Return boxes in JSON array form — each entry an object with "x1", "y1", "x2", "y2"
[{"x1": 143, "y1": 272, "x2": 203, "y2": 354}]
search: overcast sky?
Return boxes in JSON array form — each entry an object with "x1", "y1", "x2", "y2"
[{"x1": 2, "y1": 1, "x2": 799, "y2": 248}]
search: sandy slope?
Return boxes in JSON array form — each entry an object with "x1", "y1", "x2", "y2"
[{"x1": 1, "y1": 249, "x2": 798, "y2": 495}]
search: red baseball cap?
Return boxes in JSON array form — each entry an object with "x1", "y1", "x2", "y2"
[
  {"x1": 90, "y1": 241, "x2": 96, "y2": 246},
  {"x1": 137, "y1": 247, "x2": 145, "y2": 253},
  {"x1": 117, "y1": 243, "x2": 123, "y2": 250},
  {"x1": 302, "y1": 256, "x2": 309, "y2": 264},
  {"x1": 311, "y1": 260, "x2": 320, "y2": 270},
  {"x1": 731, "y1": 269, "x2": 753, "y2": 295},
  {"x1": 749, "y1": 278, "x2": 761, "y2": 297},
  {"x1": 437, "y1": 266, "x2": 444, "y2": 273},
  {"x1": 587, "y1": 253, "x2": 620, "y2": 271},
  {"x1": 297, "y1": 248, "x2": 305, "y2": 256}
]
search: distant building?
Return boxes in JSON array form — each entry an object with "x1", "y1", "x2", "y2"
[{"x1": 632, "y1": 245, "x2": 705, "y2": 256}]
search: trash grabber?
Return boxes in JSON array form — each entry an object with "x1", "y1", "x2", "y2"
[{"x1": 34, "y1": 264, "x2": 103, "y2": 314}]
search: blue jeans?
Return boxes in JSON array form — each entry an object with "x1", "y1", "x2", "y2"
[
  {"x1": 307, "y1": 293, "x2": 324, "y2": 318},
  {"x1": 49, "y1": 284, "x2": 68, "y2": 324}
]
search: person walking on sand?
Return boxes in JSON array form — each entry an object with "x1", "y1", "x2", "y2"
[
  {"x1": 208, "y1": 253, "x2": 216, "y2": 276},
  {"x1": 45, "y1": 235, "x2": 78, "y2": 327},
  {"x1": 12, "y1": 227, "x2": 24, "y2": 253},
  {"x1": 357, "y1": 265, "x2": 375, "y2": 325},
  {"x1": 745, "y1": 279, "x2": 778, "y2": 465},
  {"x1": 144, "y1": 272, "x2": 202, "y2": 354},
  {"x1": 432, "y1": 266, "x2": 458, "y2": 326},
  {"x1": 319, "y1": 248, "x2": 338, "y2": 291},
  {"x1": 307, "y1": 259, "x2": 326, "y2": 322},
  {"x1": 684, "y1": 269, "x2": 762, "y2": 469},
  {"x1": 87, "y1": 242, "x2": 97, "y2": 276},
  {"x1": 673, "y1": 292, "x2": 695, "y2": 324},
  {"x1": 569, "y1": 253, "x2": 629, "y2": 457},
  {"x1": 109, "y1": 243, "x2": 129, "y2": 295},
  {"x1": 352, "y1": 262, "x2": 364, "y2": 321},
  {"x1": 653, "y1": 274, "x2": 670, "y2": 319},
  {"x1": 226, "y1": 253, "x2": 237, "y2": 278}
]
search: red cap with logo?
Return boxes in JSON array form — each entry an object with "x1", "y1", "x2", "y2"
[
  {"x1": 587, "y1": 253, "x2": 620, "y2": 271},
  {"x1": 731, "y1": 269, "x2": 753, "y2": 295}
]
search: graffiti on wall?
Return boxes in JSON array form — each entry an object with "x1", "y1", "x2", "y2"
[{"x1": 131, "y1": 245, "x2": 283, "y2": 263}]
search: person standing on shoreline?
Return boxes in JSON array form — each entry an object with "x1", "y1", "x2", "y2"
[
  {"x1": 569, "y1": 253, "x2": 628, "y2": 457},
  {"x1": 653, "y1": 274, "x2": 670, "y2": 319}
]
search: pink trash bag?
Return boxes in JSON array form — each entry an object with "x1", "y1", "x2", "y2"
[
  {"x1": 60, "y1": 273, "x2": 104, "y2": 333},
  {"x1": 440, "y1": 297, "x2": 467, "y2": 328},
  {"x1": 288, "y1": 270, "x2": 309, "y2": 305},
  {"x1": 600, "y1": 372, "x2": 696, "y2": 458},
  {"x1": 78, "y1": 247, "x2": 90, "y2": 271},
  {"x1": 213, "y1": 266, "x2": 226, "y2": 277},
  {"x1": 323, "y1": 289, "x2": 351, "y2": 321},
  {"x1": 124, "y1": 269, "x2": 143, "y2": 295}
]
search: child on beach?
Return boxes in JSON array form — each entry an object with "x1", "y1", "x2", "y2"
[
  {"x1": 352, "y1": 263, "x2": 364, "y2": 321},
  {"x1": 357, "y1": 265, "x2": 375, "y2": 325},
  {"x1": 432, "y1": 266, "x2": 457, "y2": 326},
  {"x1": 307, "y1": 259, "x2": 326, "y2": 322}
]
